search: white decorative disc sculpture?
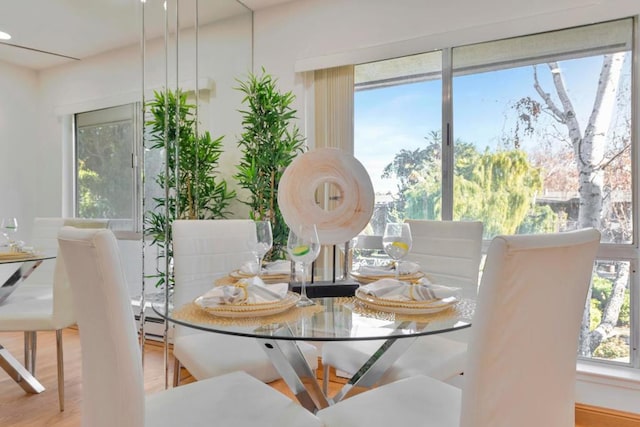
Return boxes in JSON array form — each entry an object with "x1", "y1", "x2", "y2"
[{"x1": 278, "y1": 148, "x2": 374, "y2": 245}]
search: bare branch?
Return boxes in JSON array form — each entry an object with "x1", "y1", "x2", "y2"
[
  {"x1": 597, "y1": 142, "x2": 631, "y2": 171},
  {"x1": 547, "y1": 62, "x2": 582, "y2": 143},
  {"x1": 533, "y1": 65, "x2": 565, "y2": 121}
]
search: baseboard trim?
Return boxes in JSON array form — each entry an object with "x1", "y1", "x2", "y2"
[{"x1": 576, "y1": 403, "x2": 640, "y2": 426}]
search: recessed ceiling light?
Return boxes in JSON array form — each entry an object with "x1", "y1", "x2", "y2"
[{"x1": 0, "y1": 31, "x2": 11, "y2": 40}]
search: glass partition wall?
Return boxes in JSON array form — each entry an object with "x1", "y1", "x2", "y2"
[{"x1": 140, "y1": 0, "x2": 252, "y2": 385}]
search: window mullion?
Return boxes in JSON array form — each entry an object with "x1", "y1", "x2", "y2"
[
  {"x1": 441, "y1": 47, "x2": 454, "y2": 221},
  {"x1": 631, "y1": 15, "x2": 640, "y2": 369}
]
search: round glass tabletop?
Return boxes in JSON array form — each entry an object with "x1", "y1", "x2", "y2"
[{"x1": 152, "y1": 296, "x2": 473, "y2": 342}]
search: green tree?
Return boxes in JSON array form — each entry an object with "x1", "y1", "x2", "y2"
[
  {"x1": 77, "y1": 160, "x2": 114, "y2": 217},
  {"x1": 454, "y1": 150, "x2": 545, "y2": 236},
  {"x1": 77, "y1": 121, "x2": 133, "y2": 218},
  {"x1": 383, "y1": 131, "x2": 480, "y2": 219},
  {"x1": 383, "y1": 132, "x2": 555, "y2": 236}
]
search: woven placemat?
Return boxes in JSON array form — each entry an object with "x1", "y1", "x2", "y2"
[{"x1": 0, "y1": 252, "x2": 37, "y2": 261}]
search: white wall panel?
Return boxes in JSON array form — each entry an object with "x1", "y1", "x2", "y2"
[{"x1": 0, "y1": 60, "x2": 39, "y2": 241}]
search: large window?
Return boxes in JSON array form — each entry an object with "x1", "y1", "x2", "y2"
[
  {"x1": 353, "y1": 18, "x2": 635, "y2": 366},
  {"x1": 75, "y1": 104, "x2": 141, "y2": 231}
]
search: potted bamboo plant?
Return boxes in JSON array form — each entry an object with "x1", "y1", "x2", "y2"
[
  {"x1": 235, "y1": 69, "x2": 305, "y2": 260},
  {"x1": 145, "y1": 88, "x2": 236, "y2": 287}
]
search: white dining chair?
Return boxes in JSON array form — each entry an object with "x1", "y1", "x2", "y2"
[
  {"x1": 322, "y1": 220, "x2": 483, "y2": 391},
  {"x1": 404, "y1": 220, "x2": 484, "y2": 301},
  {"x1": 172, "y1": 219, "x2": 318, "y2": 385},
  {"x1": 317, "y1": 228, "x2": 600, "y2": 427},
  {"x1": 0, "y1": 217, "x2": 108, "y2": 411},
  {"x1": 57, "y1": 226, "x2": 323, "y2": 427}
]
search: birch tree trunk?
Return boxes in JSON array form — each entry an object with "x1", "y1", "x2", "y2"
[
  {"x1": 589, "y1": 264, "x2": 629, "y2": 353},
  {"x1": 534, "y1": 52, "x2": 626, "y2": 356}
]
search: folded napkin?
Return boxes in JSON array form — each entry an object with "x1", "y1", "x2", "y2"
[
  {"x1": 240, "y1": 259, "x2": 292, "y2": 275},
  {"x1": 359, "y1": 278, "x2": 459, "y2": 302},
  {"x1": 199, "y1": 276, "x2": 289, "y2": 306},
  {"x1": 358, "y1": 261, "x2": 421, "y2": 276}
]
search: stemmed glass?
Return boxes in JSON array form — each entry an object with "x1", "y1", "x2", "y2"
[
  {"x1": 338, "y1": 236, "x2": 359, "y2": 278},
  {"x1": 250, "y1": 220, "x2": 273, "y2": 277},
  {"x1": 382, "y1": 222, "x2": 412, "y2": 281},
  {"x1": 0, "y1": 217, "x2": 18, "y2": 248},
  {"x1": 287, "y1": 224, "x2": 321, "y2": 307}
]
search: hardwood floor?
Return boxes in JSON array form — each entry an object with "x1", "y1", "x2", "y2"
[
  {"x1": 0, "y1": 328, "x2": 637, "y2": 426},
  {"x1": 0, "y1": 328, "x2": 168, "y2": 427},
  {"x1": 0, "y1": 328, "x2": 333, "y2": 426}
]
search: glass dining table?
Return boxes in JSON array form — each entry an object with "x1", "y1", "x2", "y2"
[
  {"x1": 0, "y1": 252, "x2": 56, "y2": 394},
  {"x1": 153, "y1": 294, "x2": 473, "y2": 413}
]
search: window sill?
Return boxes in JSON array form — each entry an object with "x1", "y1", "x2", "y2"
[
  {"x1": 576, "y1": 361, "x2": 640, "y2": 414},
  {"x1": 577, "y1": 361, "x2": 640, "y2": 389}
]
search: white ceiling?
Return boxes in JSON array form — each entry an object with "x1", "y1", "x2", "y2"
[{"x1": 0, "y1": 0, "x2": 294, "y2": 71}]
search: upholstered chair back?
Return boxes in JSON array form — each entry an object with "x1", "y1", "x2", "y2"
[
  {"x1": 405, "y1": 219, "x2": 483, "y2": 300},
  {"x1": 460, "y1": 229, "x2": 600, "y2": 427},
  {"x1": 58, "y1": 227, "x2": 144, "y2": 427}
]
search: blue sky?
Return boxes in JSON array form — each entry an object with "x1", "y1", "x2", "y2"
[{"x1": 354, "y1": 55, "x2": 614, "y2": 194}]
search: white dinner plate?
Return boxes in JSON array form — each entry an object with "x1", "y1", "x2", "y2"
[
  {"x1": 355, "y1": 288, "x2": 457, "y2": 315},
  {"x1": 194, "y1": 291, "x2": 300, "y2": 318}
]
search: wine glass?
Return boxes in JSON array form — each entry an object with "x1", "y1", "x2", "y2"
[
  {"x1": 0, "y1": 217, "x2": 18, "y2": 248},
  {"x1": 287, "y1": 224, "x2": 321, "y2": 307},
  {"x1": 250, "y1": 220, "x2": 273, "y2": 277},
  {"x1": 338, "y1": 236, "x2": 359, "y2": 278},
  {"x1": 382, "y1": 222, "x2": 412, "y2": 280}
]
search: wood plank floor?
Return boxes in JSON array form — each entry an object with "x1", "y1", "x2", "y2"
[
  {"x1": 0, "y1": 328, "x2": 337, "y2": 426},
  {"x1": 0, "y1": 328, "x2": 637, "y2": 426}
]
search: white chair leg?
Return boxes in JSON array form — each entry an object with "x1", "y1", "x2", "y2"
[
  {"x1": 23, "y1": 331, "x2": 37, "y2": 374},
  {"x1": 173, "y1": 358, "x2": 182, "y2": 387},
  {"x1": 56, "y1": 329, "x2": 65, "y2": 412},
  {"x1": 322, "y1": 362, "x2": 330, "y2": 395}
]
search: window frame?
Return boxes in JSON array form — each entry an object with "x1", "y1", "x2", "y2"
[
  {"x1": 346, "y1": 17, "x2": 639, "y2": 370},
  {"x1": 73, "y1": 102, "x2": 144, "y2": 235}
]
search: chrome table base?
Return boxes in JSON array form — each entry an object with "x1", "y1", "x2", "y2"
[{"x1": 259, "y1": 322, "x2": 416, "y2": 413}]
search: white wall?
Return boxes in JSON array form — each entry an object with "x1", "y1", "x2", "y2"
[
  {"x1": 0, "y1": 60, "x2": 39, "y2": 241},
  {"x1": 251, "y1": 0, "x2": 640, "y2": 414}
]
